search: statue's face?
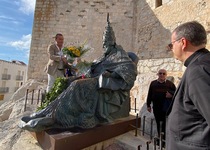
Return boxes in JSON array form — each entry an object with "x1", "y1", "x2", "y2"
[
  {"x1": 102, "y1": 35, "x2": 114, "y2": 47},
  {"x1": 102, "y1": 34, "x2": 107, "y2": 48},
  {"x1": 103, "y1": 45, "x2": 112, "y2": 54},
  {"x1": 102, "y1": 36, "x2": 113, "y2": 54}
]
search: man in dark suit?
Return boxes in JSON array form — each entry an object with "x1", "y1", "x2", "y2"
[
  {"x1": 167, "y1": 21, "x2": 210, "y2": 150},
  {"x1": 45, "y1": 33, "x2": 68, "y2": 92}
]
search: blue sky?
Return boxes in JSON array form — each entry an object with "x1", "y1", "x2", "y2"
[{"x1": 0, "y1": 0, "x2": 36, "y2": 65}]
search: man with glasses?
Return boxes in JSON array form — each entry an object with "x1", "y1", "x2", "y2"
[
  {"x1": 146, "y1": 69, "x2": 176, "y2": 146},
  {"x1": 166, "y1": 21, "x2": 210, "y2": 150}
]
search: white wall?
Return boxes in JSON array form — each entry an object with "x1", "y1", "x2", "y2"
[{"x1": 0, "y1": 60, "x2": 27, "y2": 105}]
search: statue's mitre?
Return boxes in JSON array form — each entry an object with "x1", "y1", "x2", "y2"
[{"x1": 103, "y1": 13, "x2": 116, "y2": 45}]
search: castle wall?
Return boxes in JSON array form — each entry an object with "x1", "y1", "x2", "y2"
[
  {"x1": 28, "y1": 0, "x2": 138, "y2": 80},
  {"x1": 28, "y1": 0, "x2": 210, "y2": 110},
  {"x1": 130, "y1": 0, "x2": 210, "y2": 109}
]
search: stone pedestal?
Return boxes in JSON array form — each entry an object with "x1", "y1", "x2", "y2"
[{"x1": 31, "y1": 115, "x2": 140, "y2": 150}]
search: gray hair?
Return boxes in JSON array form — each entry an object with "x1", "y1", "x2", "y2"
[{"x1": 173, "y1": 21, "x2": 207, "y2": 46}]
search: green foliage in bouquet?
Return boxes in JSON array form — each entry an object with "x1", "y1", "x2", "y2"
[
  {"x1": 37, "y1": 77, "x2": 69, "y2": 111},
  {"x1": 76, "y1": 60, "x2": 92, "y2": 72},
  {"x1": 76, "y1": 60, "x2": 92, "y2": 68},
  {"x1": 63, "y1": 40, "x2": 90, "y2": 60},
  {"x1": 74, "y1": 60, "x2": 93, "y2": 77}
]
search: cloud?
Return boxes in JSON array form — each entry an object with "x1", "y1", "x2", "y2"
[
  {"x1": 8, "y1": 34, "x2": 31, "y2": 63},
  {"x1": 18, "y1": 0, "x2": 36, "y2": 15},
  {"x1": 8, "y1": 34, "x2": 31, "y2": 50},
  {"x1": 0, "y1": 15, "x2": 20, "y2": 25},
  {"x1": 0, "y1": 15, "x2": 13, "y2": 20}
]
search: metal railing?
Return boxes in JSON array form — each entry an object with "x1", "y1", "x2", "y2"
[
  {"x1": 129, "y1": 114, "x2": 165, "y2": 150},
  {"x1": 130, "y1": 99, "x2": 166, "y2": 150},
  {"x1": 130, "y1": 98, "x2": 138, "y2": 113},
  {"x1": 24, "y1": 89, "x2": 45, "y2": 111}
]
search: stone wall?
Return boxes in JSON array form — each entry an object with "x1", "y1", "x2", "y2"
[
  {"x1": 131, "y1": 0, "x2": 210, "y2": 110},
  {"x1": 28, "y1": 0, "x2": 210, "y2": 111},
  {"x1": 28, "y1": 0, "x2": 137, "y2": 80},
  {"x1": 136, "y1": 0, "x2": 210, "y2": 60}
]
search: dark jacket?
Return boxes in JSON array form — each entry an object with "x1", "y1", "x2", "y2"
[
  {"x1": 146, "y1": 79, "x2": 176, "y2": 113},
  {"x1": 167, "y1": 48, "x2": 210, "y2": 150}
]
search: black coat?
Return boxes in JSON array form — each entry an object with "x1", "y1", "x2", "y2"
[
  {"x1": 167, "y1": 48, "x2": 210, "y2": 150},
  {"x1": 147, "y1": 79, "x2": 176, "y2": 113}
]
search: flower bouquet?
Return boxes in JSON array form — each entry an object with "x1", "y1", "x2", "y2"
[
  {"x1": 63, "y1": 40, "x2": 90, "y2": 63},
  {"x1": 74, "y1": 60, "x2": 92, "y2": 77}
]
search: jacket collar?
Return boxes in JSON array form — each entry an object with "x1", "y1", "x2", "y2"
[{"x1": 184, "y1": 48, "x2": 209, "y2": 67}]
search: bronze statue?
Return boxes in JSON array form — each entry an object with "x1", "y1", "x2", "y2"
[{"x1": 19, "y1": 14, "x2": 138, "y2": 132}]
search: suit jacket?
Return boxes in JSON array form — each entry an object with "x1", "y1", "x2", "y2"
[
  {"x1": 45, "y1": 44, "x2": 64, "y2": 76},
  {"x1": 167, "y1": 48, "x2": 210, "y2": 150}
]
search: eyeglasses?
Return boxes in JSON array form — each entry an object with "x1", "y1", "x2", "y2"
[
  {"x1": 158, "y1": 72, "x2": 166, "y2": 75},
  {"x1": 168, "y1": 38, "x2": 182, "y2": 50}
]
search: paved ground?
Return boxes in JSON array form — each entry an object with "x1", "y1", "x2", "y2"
[{"x1": 105, "y1": 143, "x2": 125, "y2": 150}]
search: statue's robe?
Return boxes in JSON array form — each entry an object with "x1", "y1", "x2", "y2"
[{"x1": 19, "y1": 46, "x2": 137, "y2": 132}]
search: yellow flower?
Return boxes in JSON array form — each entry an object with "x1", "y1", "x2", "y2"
[
  {"x1": 74, "y1": 49, "x2": 81, "y2": 57},
  {"x1": 63, "y1": 40, "x2": 90, "y2": 61},
  {"x1": 65, "y1": 46, "x2": 81, "y2": 57}
]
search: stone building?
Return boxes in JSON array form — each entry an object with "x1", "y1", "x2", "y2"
[
  {"x1": 28, "y1": 0, "x2": 210, "y2": 110},
  {"x1": 0, "y1": 60, "x2": 27, "y2": 105}
]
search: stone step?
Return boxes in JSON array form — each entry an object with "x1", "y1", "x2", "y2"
[
  {"x1": 112, "y1": 131, "x2": 166, "y2": 150},
  {"x1": 113, "y1": 131, "x2": 153, "y2": 150}
]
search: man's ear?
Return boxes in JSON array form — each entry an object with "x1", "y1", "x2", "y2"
[{"x1": 182, "y1": 38, "x2": 187, "y2": 50}]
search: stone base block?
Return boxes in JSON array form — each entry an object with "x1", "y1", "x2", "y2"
[{"x1": 31, "y1": 115, "x2": 140, "y2": 150}]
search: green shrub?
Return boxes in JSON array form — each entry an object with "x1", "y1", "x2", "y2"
[{"x1": 37, "y1": 77, "x2": 69, "y2": 111}]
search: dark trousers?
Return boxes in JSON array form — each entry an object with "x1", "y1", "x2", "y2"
[{"x1": 154, "y1": 110, "x2": 166, "y2": 139}]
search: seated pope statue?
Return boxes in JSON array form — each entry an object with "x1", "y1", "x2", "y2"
[{"x1": 19, "y1": 17, "x2": 138, "y2": 132}]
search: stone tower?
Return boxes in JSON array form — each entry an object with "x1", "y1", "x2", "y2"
[{"x1": 28, "y1": 0, "x2": 210, "y2": 109}]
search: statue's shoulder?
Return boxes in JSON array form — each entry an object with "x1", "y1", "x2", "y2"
[{"x1": 115, "y1": 45, "x2": 126, "y2": 54}]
